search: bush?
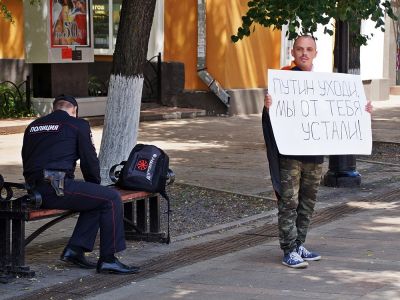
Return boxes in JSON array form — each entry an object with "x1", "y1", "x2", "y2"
[
  {"x1": 0, "y1": 82, "x2": 33, "y2": 118},
  {"x1": 88, "y1": 76, "x2": 108, "y2": 97}
]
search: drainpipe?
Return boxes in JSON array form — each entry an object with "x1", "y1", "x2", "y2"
[{"x1": 197, "y1": 0, "x2": 230, "y2": 107}]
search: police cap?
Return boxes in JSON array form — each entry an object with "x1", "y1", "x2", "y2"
[{"x1": 53, "y1": 94, "x2": 78, "y2": 108}]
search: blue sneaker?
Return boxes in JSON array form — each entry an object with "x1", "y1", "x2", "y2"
[
  {"x1": 282, "y1": 251, "x2": 308, "y2": 268},
  {"x1": 297, "y1": 244, "x2": 321, "y2": 261}
]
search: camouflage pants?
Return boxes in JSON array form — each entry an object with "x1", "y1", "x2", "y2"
[{"x1": 277, "y1": 157, "x2": 323, "y2": 254}]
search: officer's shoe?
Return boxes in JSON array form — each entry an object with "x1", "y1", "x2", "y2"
[
  {"x1": 97, "y1": 257, "x2": 140, "y2": 275},
  {"x1": 282, "y1": 250, "x2": 308, "y2": 269},
  {"x1": 60, "y1": 247, "x2": 97, "y2": 269},
  {"x1": 296, "y1": 244, "x2": 321, "y2": 261}
]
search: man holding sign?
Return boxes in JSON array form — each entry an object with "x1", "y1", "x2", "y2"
[{"x1": 262, "y1": 35, "x2": 372, "y2": 269}]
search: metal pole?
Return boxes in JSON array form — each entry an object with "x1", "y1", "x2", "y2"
[
  {"x1": 323, "y1": 20, "x2": 361, "y2": 187},
  {"x1": 26, "y1": 75, "x2": 31, "y2": 111},
  {"x1": 157, "y1": 52, "x2": 162, "y2": 104}
]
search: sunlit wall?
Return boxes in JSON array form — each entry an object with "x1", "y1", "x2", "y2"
[{"x1": 164, "y1": 0, "x2": 281, "y2": 90}]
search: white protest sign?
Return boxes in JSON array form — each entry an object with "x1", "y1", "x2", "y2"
[{"x1": 268, "y1": 69, "x2": 372, "y2": 155}]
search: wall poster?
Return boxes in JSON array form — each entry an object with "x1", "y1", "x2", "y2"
[{"x1": 50, "y1": 0, "x2": 90, "y2": 47}]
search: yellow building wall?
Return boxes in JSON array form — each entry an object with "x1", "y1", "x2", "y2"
[
  {"x1": 164, "y1": 0, "x2": 281, "y2": 90},
  {"x1": 225, "y1": 1, "x2": 281, "y2": 88},
  {"x1": 164, "y1": 0, "x2": 200, "y2": 89},
  {"x1": 0, "y1": 0, "x2": 25, "y2": 59}
]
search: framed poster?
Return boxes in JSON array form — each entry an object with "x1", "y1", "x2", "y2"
[{"x1": 50, "y1": 0, "x2": 90, "y2": 47}]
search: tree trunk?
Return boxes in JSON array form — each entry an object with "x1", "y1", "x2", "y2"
[
  {"x1": 98, "y1": 0, "x2": 156, "y2": 183},
  {"x1": 393, "y1": 1, "x2": 400, "y2": 84}
]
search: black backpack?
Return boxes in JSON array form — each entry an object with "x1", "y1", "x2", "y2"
[{"x1": 109, "y1": 144, "x2": 174, "y2": 243}]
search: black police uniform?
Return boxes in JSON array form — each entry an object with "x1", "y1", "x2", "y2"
[{"x1": 22, "y1": 109, "x2": 126, "y2": 258}]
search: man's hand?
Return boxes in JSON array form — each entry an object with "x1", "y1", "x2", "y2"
[
  {"x1": 365, "y1": 100, "x2": 373, "y2": 114},
  {"x1": 264, "y1": 93, "x2": 272, "y2": 109}
]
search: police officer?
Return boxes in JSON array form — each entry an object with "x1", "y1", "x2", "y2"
[{"x1": 22, "y1": 94, "x2": 139, "y2": 274}]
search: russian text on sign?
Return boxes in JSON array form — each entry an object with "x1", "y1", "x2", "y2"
[{"x1": 267, "y1": 70, "x2": 372, "y2": 155}]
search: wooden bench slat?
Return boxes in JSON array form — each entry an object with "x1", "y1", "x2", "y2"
[
  {"x1": 26, "y1": 189, "x2": 152, "y2": 221},
  {"x1": 117, "y1": 189, "x2": 153, "y2": 201},
  {"x1": 28, "y1": 209, "x2": 67, "y2": 220}
]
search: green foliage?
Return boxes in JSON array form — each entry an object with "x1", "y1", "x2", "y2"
[
  {"x1": 88, "y1": 76, "x2": 108, "y2": 97},
  {"x1": 1, "y1": 0, "x2": 41, "y2": 23},
  {"x1": 232, "y1": 0, "x2": 398, "y2": 46},
  {"x1": 0, "y1": 0, "x2": 14, "y2": 23},
  {"x1": 0, "y1": 83, "x2": 33, "y2": 118}
]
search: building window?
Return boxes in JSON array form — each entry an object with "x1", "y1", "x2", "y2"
[
  {"x1": 93, "y1": 0, "x2": 122, "y2": 54},
  {"x1": 92, "y1": 0, "x2": 164, "y2": 57}
]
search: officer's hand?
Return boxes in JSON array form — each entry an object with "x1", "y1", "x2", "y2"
[
  {"x1": 264, "y1": 93, "x2": 272, "y2": 109},
  {"x1": 365, "y1": 100, "x2": 373, "y2": 114}
]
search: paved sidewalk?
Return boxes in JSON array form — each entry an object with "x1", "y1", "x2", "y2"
[
  {"x1": 0, "y1": 97, "x2": 400, "y2": 299},
  {"x1": 89, "y1": 199, "x2": 400, "y2": 300},
  {"x1": 0, "y1": 104, "x2": 206, "y2": 135}
]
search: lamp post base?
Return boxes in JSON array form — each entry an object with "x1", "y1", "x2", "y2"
[
  {"x1": 323, "y1": 170, "x2": 361, "y2": 187},
  {"x1": 323, "y1": 155, "x2": 361, "y2": 187}
]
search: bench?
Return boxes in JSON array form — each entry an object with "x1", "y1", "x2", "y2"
[{"x1": 0, "y1": 175, "x2": 168, "y2": 280}]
